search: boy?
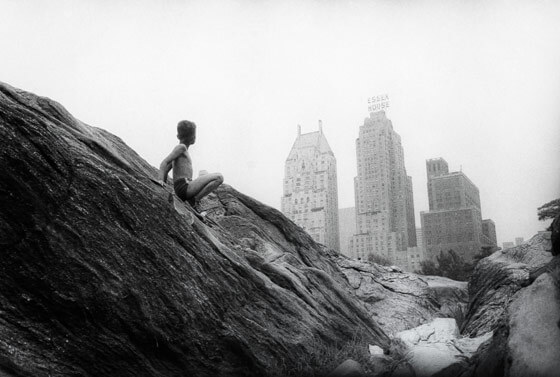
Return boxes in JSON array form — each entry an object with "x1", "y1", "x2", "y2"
[{"x1": 158, "y1": 120, "x2": 223, "y2": 210}]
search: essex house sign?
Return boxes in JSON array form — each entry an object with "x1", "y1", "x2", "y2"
[{"x1": 368, "y1": 94, "x2": 390, "y2": 113}]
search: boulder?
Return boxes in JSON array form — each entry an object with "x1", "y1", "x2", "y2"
[
  {"x1": 326, "y1": 359, "x2": 365, "y2": 377},
  {"x1": 397, "y1": 318, "x2": 460, "y2": 345},
  {"x1": 462, "y1": 232, "x2": 552, "y2": 337},
  {"x1": 437, "y1": 232, "x2": 559, "y2": 377},
  {"x1": 507, "y1": 273, "x2": 560, "y2": 377},
  {"x1": 368, "y1": 345, "x2": 384, "y2": 356},
  {"x1": 336, "y1": 258, "x2": 468, "y2": 335},
  {"x1": 394, "y1": 318, "x2": 492, "y2": 377},
  {"x1": 0, "y1": 81, "x2": 389, "y2": 377},
  {"x1": 551, "y1": 214, "x2": 560, "y2": 256}
]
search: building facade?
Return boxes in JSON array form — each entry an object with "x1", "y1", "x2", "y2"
[
  {"x1": 349, "y1": 111, "x2": 416, "y2": 261},
  {"x1": 281, "y1": 122, "x2": 340, "y2": 250},
  {"x1": 406, "y1": 176, "x2": 417, "y2": 247},
  {"x1": 416, "y1": 227, "x2": 425, "y2": 251},
  {"x1": 406, "y1": 246, "x2": 425, "y2": 272},
  {"x1": 481, "y1": 219, "x2": 498, "y2": 250},
  {"x1": 421, "y1": 158, "x2": 493, "y2": 262},
  {"x1": 502, "y1": 241, "x2": 515, "y2": 250},
  {"x1": 405, "y1": 227, "x2": 426, "y2": 272},
  {"x1": 338, "y1": 207, "x2": 356, "y2": 257}
]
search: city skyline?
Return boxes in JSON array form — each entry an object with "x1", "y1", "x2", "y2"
[{"x1": 2, "y1": 0, "x2": 559, "y2": 246}]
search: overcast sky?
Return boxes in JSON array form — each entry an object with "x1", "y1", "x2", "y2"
[{"x1": 2, "y1": 0, "x2": 559, "y2": 245}]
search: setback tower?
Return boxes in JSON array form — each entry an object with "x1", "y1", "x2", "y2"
[
  {"x1": 281, "y1": 121, "x2": 340, "y2": 250},
  {"x1": 421, "y1": 158, "x2": 496, "y2": 262},
  {"x1": 350, "y1": 111, "x2": 416, "y2": 261}
]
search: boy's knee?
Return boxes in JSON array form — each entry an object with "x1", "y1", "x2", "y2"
[{"x1": 216, "y1": 173, "x2": 224, "y2": 184}]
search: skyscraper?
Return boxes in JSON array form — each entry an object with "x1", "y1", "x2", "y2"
[
  {"x1": 421, "y1": 158, "x2": 493, "y2": 262},
  {"x1": 481, "y1": 219, "x2": 498, "y2": 250},
  {"x1": 406, "y1": 176, "x2": 417, "y2": 247},
  {"x1": 338, "y1": 207, "x2": 356, "y2": 257},
  {"x1": 281, "y1": 121, "x2": 340, "y2": 250},
  {"x1": 503, "y1": 241, "x2": 515, "y2": 250},
  {"x1": 350, "y1": 111, "x2": 416, "y2": 261},
  {"x1": 416, "y1": 227, "x2": 425, "y2": 251}
]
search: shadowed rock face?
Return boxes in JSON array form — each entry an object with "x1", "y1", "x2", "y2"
[
  {"x1": 462, "y1": 233, "x2": 552, "y2": 337},
  {"x1": 335, "y1": 259, "x2": 468, "y2": 335},
  {"x1": 435, "y1": 233, "x2": 559, "y2": 377},
  {"x1": 0, "y1": 82, "x2": 390, "y2": 377}
]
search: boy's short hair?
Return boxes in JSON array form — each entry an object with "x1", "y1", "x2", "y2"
[{"x1": 177, "y1": 120, "x2": 196, "y2": 144}]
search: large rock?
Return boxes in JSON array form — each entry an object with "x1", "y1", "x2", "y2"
[
  {"x1": 462, "y1": 233, "x2": 552, "y2": 336},
  {"x1": 551, "y1": 214, "x2": 560, "y2": 256},
  {"x1": 437, "y1": 233, "x2": 560, "y2": 377},
  {"x1": 0, "y1": 82, "x2": 390, "y2": 377},
  {"x1": 326, "y1": 359, "x2": 365, "y2": 377},
  {"x1": 336, "y1": 258, "x2": 468, "y2": 335},
  {"x1": 507, "y1": 272, "x2": 560, "y2": 377},
  {"x1": 394, "y1": 318, "x2": 492, "y2": 377}
]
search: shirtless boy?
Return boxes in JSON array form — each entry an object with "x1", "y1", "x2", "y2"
[{"x1": 158, "y1": 120, "x2": 223, "y2": 210}]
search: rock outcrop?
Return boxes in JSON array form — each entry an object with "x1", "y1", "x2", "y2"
[
  {"x1": 437, "y1": 233, "x2": 560, "y2": 377},
  {"x1": 0, "y1": 82, "x2": 390, "y2": 377},
  {"x1": 462, "y1": 233, "x2": 553, "y2": 337},
  {"x1": 506, "y1": 272, "x2": 560, "y2": 376},
  {"x1": 551, "y1": 214, "x2": 560, "y2": 256},
  {"x1": 393, "y1": 318, "x2": 492, "y2": 377},
  {"x1": 336, "y1": 258, "x2": 468, "y2": 335},
  {"x1": 0, "y1": 81, "x2": 490, "y2": 376}
]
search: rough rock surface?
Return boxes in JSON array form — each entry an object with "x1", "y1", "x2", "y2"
[
  {"x1": 336, "y1": 258, "x2": 468, "y2": 335},
  {"x1": 462, "y1": 233, "x2": 552, "y2": 336},
  {"x1": 551, "y1": 214, "x2": 560, "y2": 256},
  {"x1": 507, "y1": 273, "x2": 560, "y2": 377},
  {"x1": 436, "y1": 232, "x2": 560, "y2": 377},
  {"x1": 0, "y1": 82, "x2": 391, "y2": 377},
  {"x1": 326, "y1": 359, "x2": 364, "y2": 377},
  {"x1": 394, "y1": 318, "x2": 492, "y2": 377},
  {"x1": 419, "y1": 275, "x2": 468, "y2": 323}
]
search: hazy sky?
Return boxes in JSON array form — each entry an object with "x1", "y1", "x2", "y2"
[{"x1": 2, "y1": 0, "x2": 559, "y2": 245}]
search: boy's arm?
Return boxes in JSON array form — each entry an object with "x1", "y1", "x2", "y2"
[
  {"x1": 158, "y1": 161, "x2": 172, "y2": 184},
  {"x1": 158, "y1": 145, "x2": 187, "y2": 184}
]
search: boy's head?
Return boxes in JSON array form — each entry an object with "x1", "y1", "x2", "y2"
[{"x1": 177, "y1": 120, "x2": 196, "y2": 145}]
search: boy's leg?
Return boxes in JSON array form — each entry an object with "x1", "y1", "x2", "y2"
[{"x1": 186, "y1": 173, "x2": 224, "y2": 204}]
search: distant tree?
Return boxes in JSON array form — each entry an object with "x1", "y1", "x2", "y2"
[
  {"x1": 419, "y1": 246, "x2": 497, "y2": 280},
  {"x1": 537, "y1": 198, "x2": 560, "y2": 223},
  {"x1": 472, "y1": 246, "x2": 494, "y2": 264},
  {"x1": 367, "y1": 253, "x2": 392, "y2": 266},
  {"x1": 436, "y1": 250, "x2": 473, "y2": 281},
  {"x1": 419, "y1": 260, "x2": 439, "y2": 275},
  {"x1": 419, "y1": 250, "x2": 474, "y2": 281}
]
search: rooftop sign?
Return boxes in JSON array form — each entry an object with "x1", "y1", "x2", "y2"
[{"x1": 368, "y1": 94, "x2": 390, "y2": 113}]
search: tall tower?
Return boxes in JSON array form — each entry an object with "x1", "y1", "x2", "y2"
[
  {"x1": 281, "y1": 121, "x2": 340, "y2": 250},
  {"x1": 350, "y1": 111, "x2": 416, "y2": 261},
  {"x1": 406, "y1": 176, "x2": 417, "y2": 247},
  {"x1": 338, "y1": 207, "x2": 356, "y2": 257},
  {"x1": 426, "y1": 158, "x2": 449, "y2": 209},
  {"x1": 481, "y1": 219, "x2": 498, "y2": 250},
  {"x1": 421, "y1": 158, "x2": 492, "y2": 262}
]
